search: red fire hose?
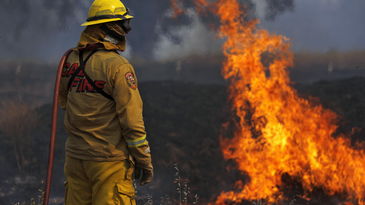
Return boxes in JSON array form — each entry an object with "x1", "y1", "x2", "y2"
[{"x1": 43, "y1": 49, "x2": 73, "y2": 205}]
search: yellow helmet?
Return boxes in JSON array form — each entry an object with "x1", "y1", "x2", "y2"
[{"x1": 81, "y1": 0, "x2": 134, "y2": 27}]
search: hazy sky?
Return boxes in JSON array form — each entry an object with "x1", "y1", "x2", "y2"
[{"x1": 0, "y1": 0, "x2": 364, "y2": 62}]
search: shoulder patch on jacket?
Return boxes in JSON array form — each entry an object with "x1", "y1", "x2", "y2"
[{"x1": 125, "y1": 72, "x2": 137, "y2": 89}]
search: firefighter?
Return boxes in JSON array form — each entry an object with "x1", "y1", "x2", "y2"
[{"x1": 58, "y1": 0, "x2": 153, "y2": 204}]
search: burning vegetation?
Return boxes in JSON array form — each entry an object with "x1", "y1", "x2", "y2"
[{"x1": 185, "y1": 0, "x2": 365, "y2": 204}]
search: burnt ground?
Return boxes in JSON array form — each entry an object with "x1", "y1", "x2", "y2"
[{"x1": 1, "y1": 77, "x2": 365, "y2": 204}]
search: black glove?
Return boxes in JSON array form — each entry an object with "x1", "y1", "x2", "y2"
[{"x1": 135, "y1": 166, "x2": 153, "y2": 186}]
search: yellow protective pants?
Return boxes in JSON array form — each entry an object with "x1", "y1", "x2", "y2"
[{"x1": 64, "y1": 156, "x2": 136, "y2": 205}]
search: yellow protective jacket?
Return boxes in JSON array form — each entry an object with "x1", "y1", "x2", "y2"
[{"x1": 59, "y1": 25, "x2": 152, "y2": 169}]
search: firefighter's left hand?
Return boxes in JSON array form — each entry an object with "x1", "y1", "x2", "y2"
[{"x1": 136, "y1": 167, "x2": 153, "y2": 185}]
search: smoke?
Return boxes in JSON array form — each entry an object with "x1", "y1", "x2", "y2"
[
  {"x1": 0, "y1": 0, "x2": 296, "y2": 61},
  {"x1": 152, "y1": 0, "x2": 296, "y2": 62},
  {"x1": 0, "y1": 0, "x2": 90, "y2": 60},
  {"x1": 252, "y1": 0, "x2": 268, "y2": 19},
  {"x1": 153, "y1": 8, "x2": 221, "y2": 62},
  {"x1": 122, "y1": 43, "x2": 133, "y2": 59},
  {"x1": 2, "y1": 0, "x2": 359, "y2": 62},
  {"x1": 319, "y1": 0, "x2": 341, "y2": 7},
  {"x1": 251, "y1": 0, "x2": 294, "y2": 20},
  {"x1": 0, "y1": 0, "x2": 89, "y2": 38},
  {"x1": 264, "y1": 0, "x2": 294, "y2": 20}
]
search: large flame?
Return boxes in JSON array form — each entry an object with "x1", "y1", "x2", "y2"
[
  {"x1": 208, "y1": 0, "x2": 365, "y2": 204},
  {"x1": 184, "y1": 0, "x2": 365, "y2": 204},
  {"x1": 166, "y1": 0, "x2": 365, "y2": 203}
]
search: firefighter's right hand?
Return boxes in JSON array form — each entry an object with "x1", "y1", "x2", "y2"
[{"x1": 135, "y1": 166, "x2": 153, "y2": 186}]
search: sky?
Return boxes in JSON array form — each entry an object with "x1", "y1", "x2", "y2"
[
  {"x1": 263, "y1": 0, "x2": 365, "y2": 52},
  {"x1": 0, "y1": 0, "x2": 364, "y2": 62}
]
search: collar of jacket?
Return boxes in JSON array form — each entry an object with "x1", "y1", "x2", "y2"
[{"x1": 77, "y1": 25, "x2": 126, "y2": 51}]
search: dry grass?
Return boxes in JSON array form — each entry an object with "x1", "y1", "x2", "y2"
[
  {"x1": 0, "y1": 100, "x2": 39, "y2": 171},
  {"x1": 295, "y1": 50, "x2": 365, "y2": 70}
]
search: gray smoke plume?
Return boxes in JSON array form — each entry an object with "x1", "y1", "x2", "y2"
[
  {"x1": 0, "y1": 0, "x2": 89, "y2": 39},
  {"x1": 152, "y1": 0, "x2": 295, "y2": 62},
  {"x1": 153, "y1": 9, "x2": 221, "y2": 62},
  {"x1": 264, "y1": 0, "x2": 294, "y2": 20},
  {"x1": 251, "y1": 0, "x2": 294, "y2": 20},
  {"x1": 0, "y1": 0, "x2": 295, "y2": 61},
  {"x1": 0, "y1": 0, "x2": 90, "y2": 60}
]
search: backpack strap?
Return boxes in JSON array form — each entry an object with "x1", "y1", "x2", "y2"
[
  {"x1": 67, "y1": 49, "x2": 114, "y2": 101},
  {"x1": 67, "y1": 50, "x2": 96, "y2": 91}
]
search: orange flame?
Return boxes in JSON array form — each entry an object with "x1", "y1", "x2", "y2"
[
  {"x1": 193, "y1": 0, "x2": 365, "y2": 204},
  {"x1": 194, "y1": 0, "x2": 209, "y2": 13},
  {"x1": 166, "y1": 0, "x2": 365, "y2": 203},
  {"x1": 170, "y1": 0, "x2": 184, "y2": 18}
]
